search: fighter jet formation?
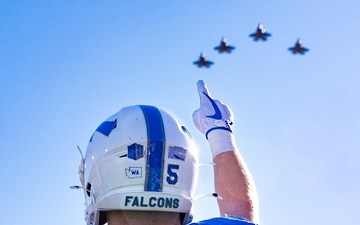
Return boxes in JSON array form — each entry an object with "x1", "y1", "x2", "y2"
[
  {"x1": 249, "y1": 23, "x2": 271, "y2": 41},
  {"x1": 288, "y1": 39, "x2": 309, "y2": 55},
  {"x1": 193, "y1": 23, "x2": 309, "y2": 68}
]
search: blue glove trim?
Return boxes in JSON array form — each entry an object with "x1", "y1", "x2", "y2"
[{"x1": 205, "y1": 127, "x2": 232, "y2": 140}]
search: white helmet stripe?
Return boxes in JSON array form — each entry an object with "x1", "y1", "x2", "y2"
[{"x1": 139, "y1": 105, "x2": 166, "y2": 192}]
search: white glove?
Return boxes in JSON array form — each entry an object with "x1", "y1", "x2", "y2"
[{"x1": 192, "y1": 80, "x2": 235, "y2": 157}]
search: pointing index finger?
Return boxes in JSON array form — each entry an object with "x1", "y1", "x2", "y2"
[{"x1": 197, "y1": 80, "x2": 211, "y2": 104}]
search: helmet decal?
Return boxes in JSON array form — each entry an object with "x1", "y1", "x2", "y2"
[
  {"x1": 139, "y1": 105, "x2": 166, "y2": 192},
  {"x1": 127, "y1": 143, "x2": 144, "y2": 160},
  {"x1": 168, "y1": 146, "x2": 187, "y2": 161},
  {"x1": 89, "y1": 119, "x2": 117, "y2": 142}
]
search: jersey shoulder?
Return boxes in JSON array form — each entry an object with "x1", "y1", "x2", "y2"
[{"x1": 190, "y1": 216, "x2": 258, "y2": 225}]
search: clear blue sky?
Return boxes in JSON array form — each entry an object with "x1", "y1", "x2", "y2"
[{"x1": 1, "y1": 1, "x2": 359, "y2": 224}]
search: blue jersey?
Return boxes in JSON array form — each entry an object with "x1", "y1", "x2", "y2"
[{"x1": 190, "y1": 216, "x2": 257, "y2": 225}]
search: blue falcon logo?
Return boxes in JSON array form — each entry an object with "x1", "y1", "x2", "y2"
[{"x1": 89, "y1": 119, "x2": 117, "y2": 142}]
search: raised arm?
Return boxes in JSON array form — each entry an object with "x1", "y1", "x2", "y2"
[{"x1": 192, "y1": 80, "x2": 259, "y2": 223}]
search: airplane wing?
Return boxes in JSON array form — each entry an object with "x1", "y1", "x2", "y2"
[
  {"x1": 303, "y1": 47, "x2": 309, "y2": 52},
  {"x1": 249, "y1": 33, "x2": 255, "y2": 37},
  {"x1": 288, "y1": 47, "x2": 297, "y2": 54}
]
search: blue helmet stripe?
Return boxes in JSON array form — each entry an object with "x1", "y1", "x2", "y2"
[{"x1": 139, "y1": 105, "x2": 166, "y2": 192}]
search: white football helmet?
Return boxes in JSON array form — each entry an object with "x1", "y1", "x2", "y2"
[{"x1": 76, "y1": 105, "x2": 199, "y2": 225}]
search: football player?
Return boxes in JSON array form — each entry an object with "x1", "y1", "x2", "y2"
[{"x1": 73, "y1": 80, "x2": 259, "y2": 225}]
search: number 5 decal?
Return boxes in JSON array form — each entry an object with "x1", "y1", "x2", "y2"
[{"x1": 166, "y1": 164, "x2": 179, "y2": 185}]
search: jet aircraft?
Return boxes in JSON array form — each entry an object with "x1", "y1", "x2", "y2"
[
  {"x1": 288, "y1": 39, "x2": 309, "y2": 55},
  {"x1": 249, "y1": 23, "x2": 271, "y2": 41},
  {"x1": 193, "y1": 53, "x2": 214, "y2": 68},
  {"x1": 214, "y1": 37, "x2": 235, "y2": 53}
]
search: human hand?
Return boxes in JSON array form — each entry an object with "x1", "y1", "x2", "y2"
[{"x1": 192, "y1": 80, "x2": 233, "y2": 139}]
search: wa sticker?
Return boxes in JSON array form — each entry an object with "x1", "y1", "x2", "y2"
[{"x1": 125, "y1": 167, "x2": 142, "y2": 179}]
